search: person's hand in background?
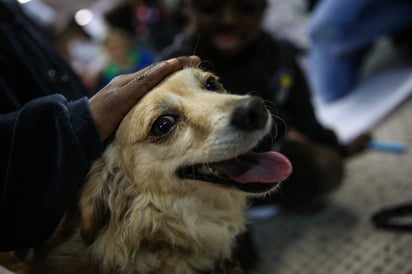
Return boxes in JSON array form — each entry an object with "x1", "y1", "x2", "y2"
[{"x1": 344, "y1": 132, "x2": 372, "y2": 156}]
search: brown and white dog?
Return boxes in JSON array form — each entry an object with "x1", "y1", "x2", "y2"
[{"x1": 1, "y1": 67, "x2": 292, "y2": 274}]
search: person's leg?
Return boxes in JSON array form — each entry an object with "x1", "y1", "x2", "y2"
[
  {"x1": 308, "y1": 43, "x2": 369, "y2": 103},
  {"x1": 308, "y1": 0, "x2": 412, "y2": 103}
]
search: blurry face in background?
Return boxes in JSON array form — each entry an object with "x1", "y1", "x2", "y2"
[
  {"x1": 187, "y1": 0, "x2": 266, "y2": 57},
  {"x1": 104, "y1": 30, "x2": 133, "y2": 64}
]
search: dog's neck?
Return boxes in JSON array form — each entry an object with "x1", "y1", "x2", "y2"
[{"x1": 88, "y1": 181, "x2": 247, "y2": 274}]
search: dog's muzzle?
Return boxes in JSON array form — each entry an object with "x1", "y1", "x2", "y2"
[{"x1": 177, "y1": 97, "x2": 292, "y2": 194}]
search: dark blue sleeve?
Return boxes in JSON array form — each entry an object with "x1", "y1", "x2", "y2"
[{"x1": 0, "y1": 94, "x2": 104, "y2": 251}]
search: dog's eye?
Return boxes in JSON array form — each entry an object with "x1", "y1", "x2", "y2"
[
  {"x1": 151, "y1": 115, "x2": 177, "y2": 136},
  {"x1": 205, "y1": 77, "x2": 221, "y2": 91}
]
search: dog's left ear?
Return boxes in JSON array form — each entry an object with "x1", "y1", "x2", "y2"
[{"x1": 79, "y1": 158, "x2": 110, "y2": 244}]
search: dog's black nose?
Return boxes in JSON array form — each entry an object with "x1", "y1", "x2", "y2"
[{"x1": 231, "y1": 97, "x2": 268, "y2": 131}]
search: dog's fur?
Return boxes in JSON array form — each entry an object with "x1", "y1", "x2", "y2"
[{"x1": 1, "y1": 67, "x2": 290, "y2": 274}]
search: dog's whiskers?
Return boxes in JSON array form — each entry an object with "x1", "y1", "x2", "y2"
[
  {"x1": 186, "y1": 35, "x2": 201, "y2": 68},
  {"x1": 192, "y1": 35, "x2": 200, "y2": 56}
]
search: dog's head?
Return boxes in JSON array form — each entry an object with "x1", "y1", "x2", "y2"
[
  {"x1": 116, "y1": 67, "x2": 291, "y2": 193},
  {"x1": 80, "y1": 67, "x2": 291, "y2": 244}
]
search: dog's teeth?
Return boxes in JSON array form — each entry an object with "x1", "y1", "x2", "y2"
[
  {"x1": 208, "y1": 166, "x2": 222, "y2": 176},
  {"x1": 198, "y1": 165, "x2": 222, "y2": 176}
]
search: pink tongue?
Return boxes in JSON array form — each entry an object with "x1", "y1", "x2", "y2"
[{"x1": 211, "y1": 152, "x2": 292, "y2": 184}]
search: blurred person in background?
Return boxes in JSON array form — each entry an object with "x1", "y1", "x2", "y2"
[
  {"x1": 307, "y1": 0, "x2": 412, "y2": 103},
  {"x1": 104, "y1": 0, "x2": 181, "y2": 53},
  {"x1": 95, "y1": 26, "x2": 155, "y2": 90}
]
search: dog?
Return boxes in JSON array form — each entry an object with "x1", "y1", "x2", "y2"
[{"x1": 0, "y1": 67, "x2": 292, "y2": 274}]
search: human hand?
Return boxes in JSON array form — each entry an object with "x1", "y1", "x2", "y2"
[
  {"x1": 344, "y1": 132, "x2": 372, "y2": 157},
  {"x1": 89, "y1": 56, "x2": 200, "y2": 141},
  {"x1": 285, "y1": 128, "x2": 309, "y2": 143}
]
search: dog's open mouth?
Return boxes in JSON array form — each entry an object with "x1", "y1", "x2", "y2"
[{"x1": 177, "y1": 151, "x2": 292, "y2": 193}]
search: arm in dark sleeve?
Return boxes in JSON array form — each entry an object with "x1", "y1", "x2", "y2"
[{"x1": 0, "y1": 94, "x2": 104, "y2": 251}]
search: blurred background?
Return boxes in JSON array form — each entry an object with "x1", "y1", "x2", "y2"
[
  {"x1": 17, "y1": 0, "x2": 186, "y2": 93},
  {"x1": 17, "y1": 0, "x2": 312, "y2": 95}
]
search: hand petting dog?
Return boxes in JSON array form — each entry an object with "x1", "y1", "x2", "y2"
[{"x1": 89, "y1": 56, "x2": 200, "y2": 141}]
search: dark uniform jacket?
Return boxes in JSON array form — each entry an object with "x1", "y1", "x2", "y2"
[{"x1": 0, "y1": 0, "x2": 103, "y2": 251}]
